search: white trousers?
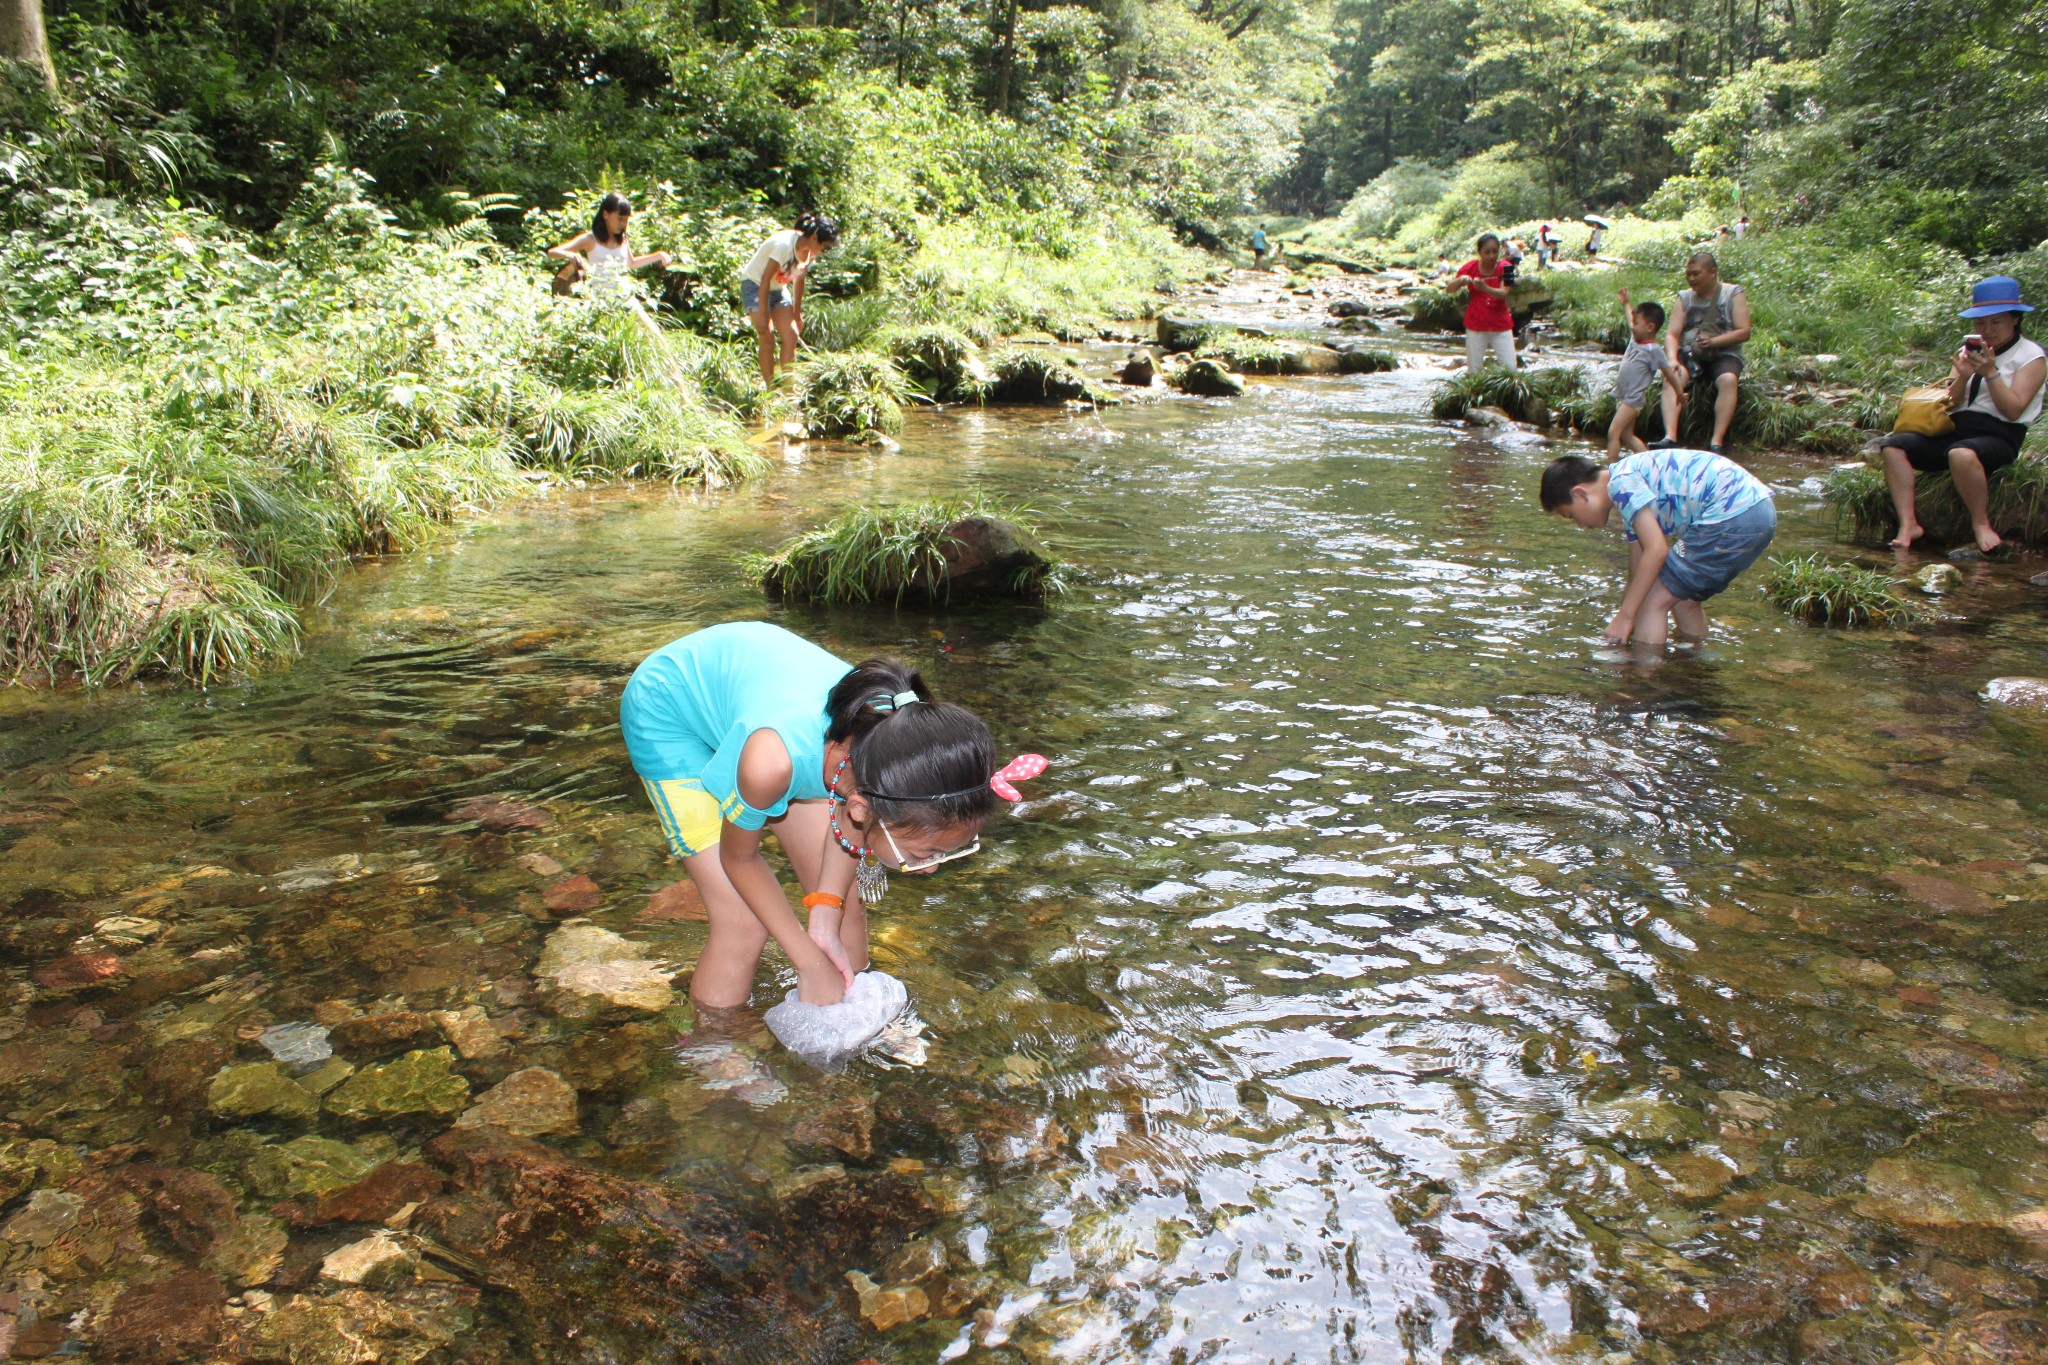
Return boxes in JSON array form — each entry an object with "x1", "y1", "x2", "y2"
[{"x1": 1465, "y1": 330, "x2": 1518, "y2": 370}]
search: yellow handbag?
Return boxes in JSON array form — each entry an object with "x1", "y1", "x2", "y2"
[{"x1": 1893, "y1": 384, "x2": 1954, "y2": 437}]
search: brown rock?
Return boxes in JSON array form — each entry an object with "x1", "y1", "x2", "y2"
[
  {"x1": 1923, "y1": 1309, "x2": 2048, "y2": 1363},
  {"x1": 793, "y1": 1093, "x2": 876, "y2": 1162},
  {"x1": 638, "y1": 881, "x2": 708, "y2": 923},
  {"x1": 516, "y1": 853, "x2": 564, "y2": 878},
  {"x1": 432, "y1": 1006, "x2": 507, "y2": 1061},
  {"x1": 92, "y1": 1269, "x2": 226, "y2": 1365},
  {"x1": 1898, "y1": 986, "x2": 1942, "y2": 1007},
  {"x1": 453, "y1": 1068, "x2": 580, "y2": 1138},
  {"x1": 1885, "y1": 870, "x2": 1994, "y2": 915},
  {"x1": 284, "y1": 1161, "x2": 446, "y2": 1227},
  {"x1": 31, "y1": 953, "x2": 127, "y2": 991},
  {"x1": 542, "y1": 875, "x2": 603, "y2": 915},
  {"x1": 445, "y1": 797, "x2": 553, "y2": 833},
  {"x1": 330, "y1": 1011, "x2": 437, "y2": 1058}
]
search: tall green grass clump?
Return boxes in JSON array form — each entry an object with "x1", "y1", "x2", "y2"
[
  {"x1": 882, "y1": 325, "x2": 991, "y2": 402},
  {"x1": 743, "y1": 496, "x2": 1065, "y2": 604},
  {"x1": 787, "y1": 351, "x2": 911, "y2": 439},
  {"x1": 1431, "y1": 365, "x2": 1587, "y2": 424},
  {"x1": 1761, "y1": 555, "x2": 1931, "y2": 627},
  {"x1": 1407, "y1": 287, "x2": 1466, "y2": 333},
  {"x1": 1824, "y1": 459, "x2": 2048, "y2": 548}
]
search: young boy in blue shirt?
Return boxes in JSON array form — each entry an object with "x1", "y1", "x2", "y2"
[{"x1": 1541, "y1": 449, "x2": 1776, "y2": 646}]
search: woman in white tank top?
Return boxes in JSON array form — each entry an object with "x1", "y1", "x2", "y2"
[{"x1": 546, "y1": 192, "x2": 672, "y2": 296}]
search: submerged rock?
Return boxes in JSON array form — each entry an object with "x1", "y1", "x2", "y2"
[
  {"x1": 416, "y1": 1127, "x2": 932, "y2": 1362},
  {"x1": 231, "y1": 1285, "x2": 474, "y2": 1365},
  {"x1": 1983, "y1": 677, "x2": 2048, "y2": 713},
  {"x1": 637, "y1": 881, "x2": 707, "y2": 923},
  {"x1": 245, "y1": 1134, "x2": 399, "y2": 1199},
  {"x1": 454, "y1": 1068, "x2": 579, "y2": 1138},
  {"x1": 282, "y1": 1160, "x2": 445, "y2": 1228},
  {"x1": 534, "y1": 921, "x2": 676, "y2": 1015},
  {"x1": 330, "y1": 1011, "x2": 438, "y2": 1059},
  {"x1": 431, "y1": 1006, "x2": 506, "y2": 1061},
  {"x1": 325, "y1": 1048, "x2": 469, "y2": 1122},
  {"x1": 209, "y1": 1061, "x2": 320, "y2": 1122},
  {"x1": 1918, "y1": 562, "x2": 1963, "y2": 594},
  {"x1": 322, "y1": 1231, "x2": 417, "y2": 1288},
  {"x1": 445, "y1": 796, "x2": 553, "y2": 833},
  {"x1": 2, "y1": 1188, "x2": 83, "y2": 1247},
  {"x1": 94, "y1": 1268, "x2": 228, "y2": 1365},
  {"x1": 257, "y1": 1021, "x2": 335, "y2": 1068},
  {"x1": 1115, "y1": 349, "x2": 1158, "y2": 386},
  {"x1": 542, "y1": 874, "x2": 603, "y2": 915},
  {"x1": 1855, "y1": 1157, "x2": 2011, "y2": 1230}
]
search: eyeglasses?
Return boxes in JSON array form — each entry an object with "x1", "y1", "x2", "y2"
[{"x1": 876, "y1": 819, "x2": 980, "y2": 873}]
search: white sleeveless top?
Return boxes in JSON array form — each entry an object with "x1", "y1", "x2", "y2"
[
  {"x1": 1956, "y1": 334, "x2": 2045, "y2": 427},
  {"x1": 587, "y1": 237, "x2": 632, "y2": 291}
]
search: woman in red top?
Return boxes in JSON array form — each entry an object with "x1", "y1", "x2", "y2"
[{"x1": 1449, "y1": 232, "x2": 1517, "y2": 371}]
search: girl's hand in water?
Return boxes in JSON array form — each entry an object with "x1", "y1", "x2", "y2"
[
  {"x1": 806, "y1": 910, "x2": 856, "y2": 989},
  {"x1": 797, "y1": 963, "x2": 848, "y2": 1005}
]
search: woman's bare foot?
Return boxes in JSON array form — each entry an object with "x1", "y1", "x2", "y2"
[
  {"x1": 1973, "y1": 523, "x2": 2004, "y2": 554},
  {"x1": 1888, "y1": 522, "x2": 1923, "y2": 550}
]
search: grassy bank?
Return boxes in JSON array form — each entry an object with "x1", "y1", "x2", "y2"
[
  {"x1": 1823, "y1": 461, "x2": 2048, "y2": 549},
  {"x1": 1, "y1": 148, "x2": 1199, "y2": 686}
]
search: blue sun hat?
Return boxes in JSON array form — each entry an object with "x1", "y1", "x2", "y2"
[{"x1": 1959, "y1": 275, "x2": 2035, "y2": 317}]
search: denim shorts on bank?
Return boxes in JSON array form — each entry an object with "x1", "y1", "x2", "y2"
[
  {"x1": 1658, "y1": 498, "x2": 1777, "y2": 602},
  {"x1": 740, "y1": 278, "x2": 795, "y2": 314}
]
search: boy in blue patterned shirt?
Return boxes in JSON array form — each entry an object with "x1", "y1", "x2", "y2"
[{"x1": 1541, "y1": 450, "x2": 1777, "y2": 646}]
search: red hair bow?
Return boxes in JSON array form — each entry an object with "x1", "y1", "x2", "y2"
[{"x1": 990, "y1": 754, "x2": 1048, "y2": 802}]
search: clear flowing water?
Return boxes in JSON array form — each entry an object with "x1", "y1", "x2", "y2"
[{"x1": 4, "y1": 344, "x2": 2048, "y2": 1364}]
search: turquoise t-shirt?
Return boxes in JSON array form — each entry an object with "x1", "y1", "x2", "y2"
[
  {"x1": 1608, "y1": 449, "x2": 1771, "y2": 543},
  {"x1": 619, "y1": 622, "x2": 851, "y2": 830}
]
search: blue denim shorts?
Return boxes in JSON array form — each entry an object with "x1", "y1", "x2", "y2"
[
  {"x1": 1660, "y1": 499, "x2": 1777, "y2": 602},
  {"x1": 740, "y1": 278, "x2": 794, "y2": 314}
]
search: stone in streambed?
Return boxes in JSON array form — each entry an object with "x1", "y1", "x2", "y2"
[
  {"x1": 846, "y1": 1269, "x2": 929, "y2": 1331},
  {"x1": 1155, "y1": 309, "x2": 1209, "y2": 352},
  {"x1": 542, "y1": 874, "x2": 603, "y2": 915},
  {"x1": 245, "y1": 1134, "x2": 399, "y2": 1199},
  {"x1": 1114, "y1": 349, "x2": 1157, "y2": 386},
  {"x1": 1855, "y1": 1157, "x2": 2011, "y2": 1230},
  {"x1": 324, "y1": 1048, "x2": 469, "y2": 1121},
  {"x1": 431, "y1": 1005, "x2": 506, "y2": 1060},
  {"x1": 1984, "y1": 677, "x2": 2048, "y2": 713},
  {"x1": 1176, "y1": 359, "x2": 1243, "y2": 397},
  {"x1": 2, "y1": 1188, "x2": 83, "y2": 1247},
  {"x1": 256, "y1": 1020, "x2": 333, "y2": 1067},
  {"x1": 232, "y1": 1285, "x2": 473, "y2": 1365},
  {"x1": 322, "y1": 1230, "x2": 417, "y2": 1288},
  {"x1": 454, "y1": 1068, "x2": 579, "y2": 1138},
  {"x1": 204, "y1": 1211, "x2": 289, "y2": 1287},
  {"x1": 444, "y1": 796, "x2": 552, "y2": 833},
  {"x1": 329, "y1": 1010, "x2": 437, "y2": 1059},
  {"x1": 535, "y1": 921, "x2": 675, "y2": 1015},
  {"x1": 92, "y1": 1268, "x2": 228, "y2": 1365},
  {"x1": 1337, "y1": 347, "x2": 1397, "y2": 374},
  {"x1": 210, "y1": 1061, "x2": 320, "y2": 1122},
  {"x1": 638, "y1": 881, "x2": 707, "y2": 923}
]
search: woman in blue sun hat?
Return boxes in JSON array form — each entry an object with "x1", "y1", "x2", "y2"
[{"x1": 1879, "y1": 275, "x2": 2045, "y2": 553}]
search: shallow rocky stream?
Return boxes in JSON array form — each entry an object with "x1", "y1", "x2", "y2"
[{"x1": 2, "y1": 308, "x2": 2047, "y2": 1363}]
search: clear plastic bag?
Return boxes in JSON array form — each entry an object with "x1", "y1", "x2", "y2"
[{"x1": 763, "y1": 970, "x2": 908, "y2": 1069}]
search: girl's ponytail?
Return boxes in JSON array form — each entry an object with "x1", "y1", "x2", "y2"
[
  {"x1": 794, "y1": 211, "x2": 841, "y2": 247},
  {"x1": 825, "y1": 659, "x2": 996, "y2": 832}
]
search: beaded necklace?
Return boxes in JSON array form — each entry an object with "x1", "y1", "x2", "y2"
[{"x1": 827, "y1": 755, "x2": 887, "y2": 904}]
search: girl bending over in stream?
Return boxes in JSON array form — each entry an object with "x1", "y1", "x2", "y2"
[
  {"x1": 620, "y1": 621, "x2": 1043, "y2": 1008},
  {"x1": 739, "y1": 212, "x2": 839, "y2": 384}
]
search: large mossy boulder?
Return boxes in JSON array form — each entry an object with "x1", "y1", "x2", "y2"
[
  {"x1": 1176, "y1": 359, "x2": 1244, "y2": 397},
  {"x1": 882, "y1": 325, "x2": 990, "y2": 402},
  {"x1": 1337, "y1": 347, "x2": 1398, "y2": 375},
  {"x1": 1155, "y1": 309, "x2": 1212, "y2": 353},
  {"x1": 984, "y1": 350, "x2": 1115, "y2": 406},
  {"x1": 1507, "y1": 275, "x2": 1555, "y2": 328},
  {"x1": 747, "y1": 498, "x2": 1065, "y2": 604},
  {"x1": 1406, "y1": 286, "x2": 1465, "y2": 333}
]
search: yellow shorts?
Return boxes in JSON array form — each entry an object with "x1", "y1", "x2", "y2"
[{"x1": 642, "y1": 777, "x2": 722, "y2": 858}]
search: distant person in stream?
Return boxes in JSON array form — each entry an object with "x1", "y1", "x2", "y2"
[
  {"x1": 546, "y1": 191, "x2": 672, "y2": 295},
  {"x1": 741, "y1": 212, "x2": 840, "y2": 385},
  {"x1": 1655, "y1": 252, "x2": 1751, "y2": 456},
  {"x1": 1542, "y1": 449, "x2": 1777, "y2": 648},
  {"x1": 1449, "y1": 233, "x2": 1516, "y2": 371},
  {"x1": 620, "y1": 622, "x2": 1040, "y2": 1010},
  {"x1": 1536, "y1": 222, "x2": 1559, "y2": 268},
  {"x1": 1584, "y1": 222, "x2": 1607, "y2": 259},
  {"x1": 1608, "y1": 288, "x2": 1687, "y2": 458},
  {"x1": 1879, "y1": 276, "x2": 2044, "y2": 554},
  {"x1": 1252, "y1": 224, "x2": 1270, "y2": 269}
]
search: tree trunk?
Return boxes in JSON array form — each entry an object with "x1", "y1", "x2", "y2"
[
  {"x1": 988, "y1": 0, "x2": 1016, "y2": 116},
  {"x1": 0, "y1": 0, "x2": 56, "y2": 92}
]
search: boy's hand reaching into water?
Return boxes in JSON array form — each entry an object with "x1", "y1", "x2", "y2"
[{"x1": 1603, "y1": 611, "x2": 1635, "y2": 646}]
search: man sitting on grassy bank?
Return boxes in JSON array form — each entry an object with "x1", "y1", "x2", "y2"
[
  {"x1": 1878, "y1": 275, "x2": 2043, "y2": 554},
  {"x1": 1542, "y1": 449, "x2": 1777, "y2": 647},
  {"x1": 1655, "y1": 252, "x2": 1751, "y2": 456}
]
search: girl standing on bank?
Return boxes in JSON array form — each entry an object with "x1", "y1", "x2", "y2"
[
  {"x1": 546, "y1": 191, "x2": 672, "y2": 294},
  {"x1": 620, "y1": 621, "x2": 1043, "y2": 1008},
  {"x1": 740, "y1": 212, "x2": 840, "y2": 384}
]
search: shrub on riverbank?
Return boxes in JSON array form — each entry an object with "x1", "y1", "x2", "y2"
[
  {"x1": 744, "y1": 497, "x2": 1065, "y2": 604},
  {"x1": 1761, "y1": 554, "x2": 1930, "y2": 627},
  {"x1": 1431, "y1": 365, "x2": 1588, "y2": 425},
  {"x1": 1824, "y1": 460, "x2": 2048, "y2": 548}
]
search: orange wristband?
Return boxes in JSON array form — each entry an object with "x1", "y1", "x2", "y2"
[{"x1": 802, "y1": 892, "x2": 843, "y2": 911}]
